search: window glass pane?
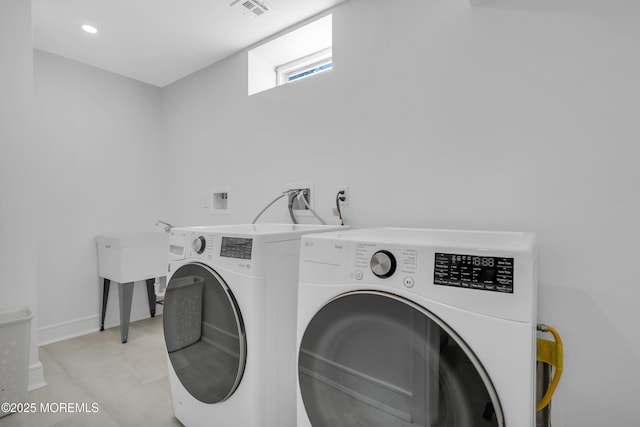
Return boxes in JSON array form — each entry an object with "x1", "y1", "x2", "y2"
[
  {"x1": 299, "y1": 292, "x2": 500, "y2": 427},
  {"x1": 288, "y1": 62, "x2": 333, "y2": 82},
  {"x1": 164, "y1": 264, "x2": 246, "y2": 404}
]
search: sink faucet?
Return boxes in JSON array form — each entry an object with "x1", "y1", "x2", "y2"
[{"x1": 156, "y1": 220, "x2": 173, "y2": 233}]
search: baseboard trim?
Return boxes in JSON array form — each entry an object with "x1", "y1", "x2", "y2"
[
  {"x1": 28, "y1": 361, "x2": 47, "y2": 391},
  {"x1": 38, "y1": 303, "x2": 163, "y2": 346}
]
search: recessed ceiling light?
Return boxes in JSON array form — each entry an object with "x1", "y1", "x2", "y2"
[{"x1": 82, "y1": 25, "x2": 98, "y2": 34}]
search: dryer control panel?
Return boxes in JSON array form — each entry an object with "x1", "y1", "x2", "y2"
[
  {"x1": 300, "y1": 227, "x2": 536, "y2": 323},
  {"x1": 354, "y1": 243, "x2": 417, "y2": 274},
  {"x1": 434, "y1": 253, "x2": 514, "y2": 293}
]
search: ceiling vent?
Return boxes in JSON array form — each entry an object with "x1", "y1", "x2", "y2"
[{"x1": 230, "y1": 0, "x2": 270, "y2": 17}]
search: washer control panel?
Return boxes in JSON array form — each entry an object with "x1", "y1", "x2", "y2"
[
  {"x1": 220, "y1": 237, "x2": 253, "y2": 260},
  {"x1": 192, "y1": 236, "x2": 206, "y2": 254},
  {"x1": 187, "y1": 233, "x2": 216, "y2": 260},
  {"x1": 172, "y1": 227, "x2": 262, "y2": 275},
  {"x1": 434, "y1": 253, "x2": 514, "y2": 293}
]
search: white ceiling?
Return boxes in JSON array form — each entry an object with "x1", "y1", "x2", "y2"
[{"x1": 32, "y1": 0, "x2": 348, "y2": 87}]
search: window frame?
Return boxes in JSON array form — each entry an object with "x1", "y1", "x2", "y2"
[{"x1": 275, "y1": 47, "x2": 333, "y2": 86}]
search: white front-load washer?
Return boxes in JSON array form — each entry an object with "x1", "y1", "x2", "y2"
[
  {"x1": 163, "y1": 223, "x2": 344, "y2": 427},
  {"x1": 296, "y1": 227, "x2": 537, "y2": 427}
]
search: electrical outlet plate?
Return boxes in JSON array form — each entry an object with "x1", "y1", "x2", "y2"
[
  {"x1": 210, "y1": 187, "x2": 230, "y2": 215},
  {"x1": 285, "y1": 182, "x2": 314, "y2": 216},
  {"x1": 337, "y1": 185, "x2": 349, "y2": 206}
]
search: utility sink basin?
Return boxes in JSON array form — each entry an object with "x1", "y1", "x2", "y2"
[{"x1": 96, "y1": 232, "x2": 169, "y2": 283}]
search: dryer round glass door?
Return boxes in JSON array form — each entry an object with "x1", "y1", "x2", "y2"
[
  {"x1": 163, "y1": 263, "x2": 246, "y2": 404},
  {"x1": 298, "y1": 291, "x2": 503, "y2": 427}
]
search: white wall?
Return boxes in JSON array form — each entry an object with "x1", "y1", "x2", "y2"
[
  {"x1": 161, "y1": 0, "x2": 640, "y2": 425},
  {"x1": 33, "y1": 50, "x2": 167, "y2": 343},
  {"x1": 0, "y1": 0, "x2": 44, "y2": 390}
]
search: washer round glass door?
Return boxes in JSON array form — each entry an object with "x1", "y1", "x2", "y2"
[
  {"x1": 298, "y1": 291, "x2": 503, "y2": 427},
  {"x1": 163, "y1": 263, "x2": 246, "y2": 404}
]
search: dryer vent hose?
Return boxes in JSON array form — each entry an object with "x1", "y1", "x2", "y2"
[{"x1": 536, "y1": 324, "x2": 563, "y2": 412}]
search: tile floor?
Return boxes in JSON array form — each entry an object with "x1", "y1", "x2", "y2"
[{"x1": 1, "y1": 316, "x2": 182, "y2": 427}]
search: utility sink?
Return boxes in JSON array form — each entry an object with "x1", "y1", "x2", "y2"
[
  {"x1": 96, "y1": 232, "x2": 169, "y2": 283},
  {"x1": 96, "y1": 232, "x2": 169, "y2": 343}
]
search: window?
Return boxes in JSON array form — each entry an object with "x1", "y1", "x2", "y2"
[
  {"x1": 248, "y1": 14, "x2": 332, "y2": 95},
  {"x1": 276, "y1": 47, "x2": 333, "y2": 85}
]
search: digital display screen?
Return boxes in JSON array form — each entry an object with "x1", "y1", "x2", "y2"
[
  {"x1": 434, "y1": 253, "x2": 514, "y2": 293},
  {"x1": 220, "y1": 237, "x2": 253, "y2": 260}
]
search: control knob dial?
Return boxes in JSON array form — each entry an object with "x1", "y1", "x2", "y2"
[
  {"x1": 192, "y1": 236, "x2": 206, "y2": 254},
  {"x1": 370, "y1": 250, "x2": 396, "y2": 278}
]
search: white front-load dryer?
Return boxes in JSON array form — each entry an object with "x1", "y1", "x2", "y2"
[
  {"x1": 164, "y1": 223, "x2": 344, "y2": 427},
  {"x1": 296, "y1": 227, "x2": 537, "y2": 427}
]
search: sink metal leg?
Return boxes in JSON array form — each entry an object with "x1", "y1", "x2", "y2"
[
  {"x1": 100, "y1": 278, "x2": 110, "y2": 331},
  {"x1": 146, "y1": 278, "x2": 156, "y2": 317},
  {"x1": 118, "y1": 282, "x2": 134, "y2": 343}
]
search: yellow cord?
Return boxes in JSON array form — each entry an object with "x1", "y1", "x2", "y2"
[{"x1": 536, "y1": 325, "x2": 563, "y2": 412}]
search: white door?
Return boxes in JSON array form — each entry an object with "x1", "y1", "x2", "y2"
[
  {"x1": 298, "y1": 291, "x2": 503, "y2": 427},
  {"x1": 163, "y1": 263, "x2": 246, "y2": 404}
]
